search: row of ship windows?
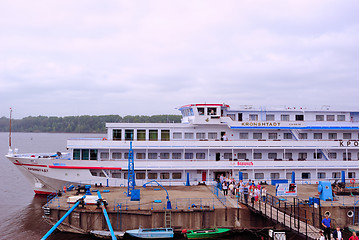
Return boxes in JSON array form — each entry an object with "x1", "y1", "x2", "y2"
[
  {"x1": 90, "y1": 170, "x2": 182, "y2": 180},
  {"x1": 91, "y1": 170, "x2": 355, "y2": 180},
  {"x1": 112, "y1": 129, "x2": 358, "y2": 141},
  {"x1": 245, "y1": 171, "x2": 355, "y2": 180},
  {"x1": 239, "y1": 132, "x2": 356, "y2": 140},
  {"x1": 73, "y1": 149, "x2": 359, "y2": 161},
  {"x1": 236, "y1": 114, "x2": 346, "y2": 122}
]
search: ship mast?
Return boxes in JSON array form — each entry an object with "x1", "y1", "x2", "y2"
[{"x1": 9, "y1": 108, "x2": 12, "y2": 149}]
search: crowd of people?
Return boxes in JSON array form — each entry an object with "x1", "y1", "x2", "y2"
[
  {"x1": 217, "y1": 174, "x2": 267, "y2": 205},
  {"x1": 217, "y1": 175, "x2": 358, "y2": 240}
]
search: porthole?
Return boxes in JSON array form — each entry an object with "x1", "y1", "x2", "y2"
[
  {"x1": 324, "y1": 211, "x2": 331, "y2": 217},
  {"x1": 348, "y1": 210, "x2": 354, "y2": 218}
]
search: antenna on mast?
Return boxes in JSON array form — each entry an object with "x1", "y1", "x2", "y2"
[{"x1": 9, "y1": 108, "x2": 12, "y2": 149}]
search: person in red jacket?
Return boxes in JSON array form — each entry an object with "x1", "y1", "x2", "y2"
[{"x1": 349, "y1": 232, "x2": 359, "y2": 240}]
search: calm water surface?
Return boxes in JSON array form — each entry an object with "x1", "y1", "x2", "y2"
[{"x1": 0, "y1": 132, "x2": 270, "y2": 240}]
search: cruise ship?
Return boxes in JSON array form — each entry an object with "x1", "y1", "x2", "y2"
[{"x1": 6, "y1": 103, "x2": 359, "y2": 194}]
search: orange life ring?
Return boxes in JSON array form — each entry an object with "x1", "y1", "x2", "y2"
[
  {"x1": 350, "y1": 178, "x2": 356, "y2": 184},
  {"x1": 102, "y1": 137, "x2": 107, "y2": 141}
]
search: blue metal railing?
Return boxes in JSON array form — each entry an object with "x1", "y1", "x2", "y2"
[{"x1": 211, "y1": 184, "x2": 227, "y2": 206}]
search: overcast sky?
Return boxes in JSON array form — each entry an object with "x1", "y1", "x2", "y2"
[{"x1": 1, "y1": 1, "x2": 358, "y2": 118}]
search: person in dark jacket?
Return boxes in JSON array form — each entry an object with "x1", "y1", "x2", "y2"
[{"x1": 332, "y1": 227, "x2": 343, "y2": 240}]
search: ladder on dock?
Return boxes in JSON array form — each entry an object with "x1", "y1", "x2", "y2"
[
  {"x1": 239, "y1": 196, "x2": 322, "y2": 240},
  {"x1": 165, "y1": 211, "x2": 171, "y2": 228}
]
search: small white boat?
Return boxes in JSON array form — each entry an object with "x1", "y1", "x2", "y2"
[
  {"x1": 125, "y1": 227, "x2": 174, "y2": 239},
  {"x1": 89, "y1": 230, "x2": 125, "y2": 239}
]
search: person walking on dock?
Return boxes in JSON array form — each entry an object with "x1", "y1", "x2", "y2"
[
  {"x1": 349, "y1": 232, "x2": 359, "y2": 240},
  {"x1": 321, "y1": 215, "x2": 331, "y2": 240}
]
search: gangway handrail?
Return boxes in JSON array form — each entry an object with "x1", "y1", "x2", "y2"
[{"x1": 41, "y1": 195, "x2": 86, "y2": 240}]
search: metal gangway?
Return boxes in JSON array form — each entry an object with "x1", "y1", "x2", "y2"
[{"x1": 238, "y1": 193, "x2": 322, "y2": 240}]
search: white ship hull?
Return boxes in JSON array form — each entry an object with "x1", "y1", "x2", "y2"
[{"x1": 6, "y1": 103, "x2": 359, "y2": 194}]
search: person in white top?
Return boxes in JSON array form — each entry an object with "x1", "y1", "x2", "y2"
[{"x1": 332, "y1": 227, "x2": 343, "y2": 240}]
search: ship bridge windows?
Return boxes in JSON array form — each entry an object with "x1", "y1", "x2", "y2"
[
  {"x1": 295, "y1": 115, "x2": 304, "y2": 121},
  {"x1": 161, "y1": 130, "x2": 170, "y2": 141},
  {"x1": 173, "y1": 132, "x2": 182, "y2": 139},
  {"x1": 198, "y1": 107, "x2": 205, "y2": 115},
  {"x1": 90, "y1": 150, "x2": 98, "y2": 160},
  {"x1": 254, "y1": 153, "x2": 262, "y2": 159},
  {"x1": 196, "y1": 153, "x2": 205, "y2": 159},
  {"x1": 125, "y1": 129, "x2": 134, "y2": 141},
  {"x1": 149, "y1": 130, "x2": 158, "y2": 141},
  {"x1": 249, "y1": 114, "x2": 258, "y2": 121},
  {"x1": 73, "y1": 149, "x2": 80, "y2": 160},
  {"x1": 137, "y1": 130, "x2": 146, "y2": 141},
  {"x1": 208, "y1": 108, "x2": 217, "y2": 115},
  {"x1": 185, "y1": 153, "x2": 193, "y2": 159},
  {"x1": 113, "y1": 129, "x2": 121, "y2": 141},
  {"x1": 81, "y1": 149, "x2": 90, "y2": 160}
]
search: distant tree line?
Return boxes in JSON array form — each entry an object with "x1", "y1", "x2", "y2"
[{"x1": 0, "y1": 115, "x2": 182, "y2": 133}]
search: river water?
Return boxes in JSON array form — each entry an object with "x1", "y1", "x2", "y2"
[{"x1": 0, "y1": 132, "x2": 286, "y2": 240}]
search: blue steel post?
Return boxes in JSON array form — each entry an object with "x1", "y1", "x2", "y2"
[
  {"x1": 41, "y1": 195, "x2": 86, "y2": 240},
  {"x1": 127, "y1": 137, "x2": 135, "y2": 196},
  {"x1": 97, "y1": 191, "x2": 117, "y2": 240}
]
